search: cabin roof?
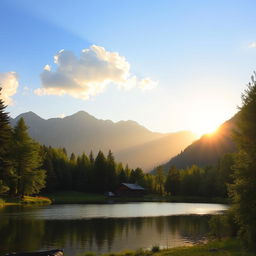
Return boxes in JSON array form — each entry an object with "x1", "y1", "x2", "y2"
[{"x1": 121, "y1": 183, "x2": 145, "y2": 190}]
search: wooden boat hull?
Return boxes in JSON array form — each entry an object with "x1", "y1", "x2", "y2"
[{"x1": 5, "y1": 249, "x2": 64, "y2": 256}]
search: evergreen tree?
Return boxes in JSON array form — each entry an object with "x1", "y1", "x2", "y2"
[
  {"x1": 154, "y1": 166, "x2": 165, "y2": 195},
  {"x1": 94, "y1": 151, "x2": 107, "y2": 192},
  {"x1": 0, "y1": 88, "x2": 12, "y2": 193},
  {"x1": 229, "y1": 73, "x2": 256, "y2": 250},
  {"x1": 165, "y1": 166, "x2": 180, "y2": 196},
  {"x1": 12, "y1": 118, "x2": 46, "y2": 196},
  {"x1": 106, "y1": 150, "x2": 117, "y2": 190},
  {"x1": 75, "y1": 153, "x2": 90, "y2": 191}
]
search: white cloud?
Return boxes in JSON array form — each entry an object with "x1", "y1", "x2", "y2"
[
  {"x1": 249, "y1": 42, "x2": 256, "y2": 48},
  {"x1": 35, "y1": 45, "x2": 157, "y2": 99},
  {"x1": 0, "y1": 72, "x2": 19, "y2": 105},
  {"x1": 139, "y1": 78, "x2": 158, "y2": 91}
]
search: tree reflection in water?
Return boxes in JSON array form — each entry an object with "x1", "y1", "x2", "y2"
[{"x1": 0, "y1": 206, "x2": 211, "y2": 256}]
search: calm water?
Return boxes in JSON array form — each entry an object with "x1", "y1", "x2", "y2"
[{"x1": 0, "y1": 202, "x2": 227, "y2": 255}]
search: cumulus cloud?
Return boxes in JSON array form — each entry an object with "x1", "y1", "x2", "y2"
[
  {"x1": 35, "y1": 45, "x2": 157, "y2": 99},
  {"x1": 0, "y1": 72, "x2": 19, "y2": 105},
  {"x1": 249, "y1": 42, "x2": 256, "y2": 48}
]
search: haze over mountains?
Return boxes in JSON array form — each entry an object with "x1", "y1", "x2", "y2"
[
  {"x1": 10, "y1": 111, "x2": 196, "y2": 171},
  {"x1": 160, "y1": 116, "x2": 237, "y2": 171}
]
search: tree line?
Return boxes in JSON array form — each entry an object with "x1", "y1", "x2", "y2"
[
  {"x1": 0, "y1": 85, "x2": 235, "y2": 198},
  {"x1": 40, "y1": 145, "x2": 160, "y2": 194}
]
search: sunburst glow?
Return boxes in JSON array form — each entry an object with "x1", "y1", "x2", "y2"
[
  {"x1": 185, "y1": 96, "x2": 228, "y2": 137},
  {"x1": 178, "y1": 82, "x2": 236, "y2": 138}
]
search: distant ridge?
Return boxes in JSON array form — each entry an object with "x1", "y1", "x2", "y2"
[
  {"x1": 10, "y1": 111, "x2": 196, "y2": 171},
  {"x1": 160, "y1": 116, "x2": 237, "y2": 171}
]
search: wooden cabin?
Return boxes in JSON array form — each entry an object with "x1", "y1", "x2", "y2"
[{"x1": 116, "y1": 183, "x2": 145, "y2": 196}]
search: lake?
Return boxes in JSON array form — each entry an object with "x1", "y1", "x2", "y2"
[{"x1": 0, "y1": 202, "x2": 228, "y2": 256}]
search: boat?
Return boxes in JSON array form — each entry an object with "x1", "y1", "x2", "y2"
[{"x1": 5, "y1": 249, "x2": 64, "y2": 256}]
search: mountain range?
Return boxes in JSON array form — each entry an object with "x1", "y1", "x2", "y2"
[{"x1": 10, "y1": 111, "x2": 196, "y2": 171}]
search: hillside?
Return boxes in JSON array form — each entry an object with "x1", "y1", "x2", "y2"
[
  {"x1": 160, "y1": 116, "x2": 237, "y2": 171},
  {"x1": 10, "y1": 111, "x2": 196, "y2": 171},
  {"x1": 116, "y1": 131, "x2": 195, "y2": 171}
]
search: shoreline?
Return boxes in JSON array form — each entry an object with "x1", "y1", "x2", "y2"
[
  {"x1": 1, "y1": 192, "x2": 228, "y2": 207},
  {"x1": 43, "y1": 191, "x2": 229, "y2": 205},
  {"x1": 100, "y1": 239, "x2": 252, "y2": 256},
  {"x1": 0, "y1": 196, "x2": 52, "y2": 206}
]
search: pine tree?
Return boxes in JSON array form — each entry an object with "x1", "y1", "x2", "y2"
[
  {"x1": 0, "y1": 88, "x2": 12, "y2": 194},
  {"x1": 12, "y1": 118, "x2": 46, "y2": 196},
  {"x1": 155, "y1": 166, "x2": 165, "y2": 195},
  {"x1": 165, "y1": 166, "x2": 180, "y2": 196},
  {"x1": 106, "y1": 150, "x2": 117, "y2": 190},
  {"x1": 229, "y1": 72, "x2": 256, "y2": 250}
]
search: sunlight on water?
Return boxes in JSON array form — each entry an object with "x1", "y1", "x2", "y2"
[{"x1": 31, "y1": 202, "x2": 228, "y2": 220}]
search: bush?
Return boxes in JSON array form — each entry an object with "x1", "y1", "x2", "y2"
[{"x1": 151, "y1": 245, "x2": 160, "y2": 253}]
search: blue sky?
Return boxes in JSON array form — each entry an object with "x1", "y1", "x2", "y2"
[{"x1": 1, "y1": 0, "x2": 256, "y2": 135}]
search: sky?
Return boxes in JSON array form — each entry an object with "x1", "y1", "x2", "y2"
[{"x1": 1, "y1": 0, "x2": 256, "y2": 136}]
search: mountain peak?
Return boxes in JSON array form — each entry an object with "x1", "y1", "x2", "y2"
[
  {"x1": 15, "y1": 111, "x2": 44, "y2": 121},
  {"x1": 67, "y1": 111, "x2": 96, "y2": 120}
]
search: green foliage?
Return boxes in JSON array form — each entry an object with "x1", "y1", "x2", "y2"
[
  {"x1": 151, "y1": 245, "x2": 160, "y2": 253},
  {"x1": 165, "y1": 166, "x2": 180, "y2": 195},
  {"x1": 20, "y1": 196, "x2": 52, "y2": 205},
  {"x1": 0, "y1": 88, "x2": 12, "y2": 194},
  {"x1": 0, "y1": 180, "x2": 9, "y2": 194},
  {"x1": 154, "y1": 166, "x2": 165, "y2": 195},
  {"x1": 77, "y1": 252, "x2": 96, "y2": 256},
  {"x1": 12, "y1": 118, "x2": 46, "y2": 196},
  {"x1": 40, "y1": 146, "x2": 163, "y2": 195},
  {"x1": 229, "y1": 73, "x2": 256, "y2": 250},
  {"x1": 40, "y1": 144, "x2": 235, "y2": 199},
  {"x1": 163, "y1": 158, "x2": 234, "y2": 198},
  {"x1": 83, "y1": 239, "x2": 253, "y2": 256},
  {"x1": 0, "y1": 198, "x2": 5, "y2": 207}
]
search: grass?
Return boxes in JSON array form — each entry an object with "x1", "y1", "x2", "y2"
[
  {"x1": 21, "y1": 196, "x2": 52, "y2": 205},
  {"x1": 1, "y1": 195, "x2": 52, "y2": 206},
  {"x1": 44, "y1": 191, "x2": 229, "y2": 204},
  {"x1": 99, "y1": 239, "x2": 254, "y2": 256},
  {"x1": 0, "y1": 198, "x2": 5, "y2": 207}
]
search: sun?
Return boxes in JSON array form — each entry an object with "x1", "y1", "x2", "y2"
[
  {"x1": 186, "y1": 104, "x2": 224, "y2": 138},
  {"x1": 191, "y1": 121, "x2": 219, "y2": 138}
]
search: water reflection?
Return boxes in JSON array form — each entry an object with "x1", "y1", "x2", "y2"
[
  {"x1": 0, "y1": 203, "x2": 226, "y2": 256},
  {"x1": 1, "y1": 203, "x2": 227, "y2": 220}
]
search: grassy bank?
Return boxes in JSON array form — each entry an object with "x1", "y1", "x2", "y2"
[
  {"x1": 44, "y1": 191, "x2": 228, "y2": 204},
  {"x1": 0, "y1": 198, "x2": 5, "y2": 207},
  {"x1": 1, "y1": 195, "x2": 52, "y2": 206},
  {"x1": 96, "y1": 239, "x2": 253, "y2": 256}
]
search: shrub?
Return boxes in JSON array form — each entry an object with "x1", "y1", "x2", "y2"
[{"x1": 151, "y1": 245, "x2": 160, "y2": 253}]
